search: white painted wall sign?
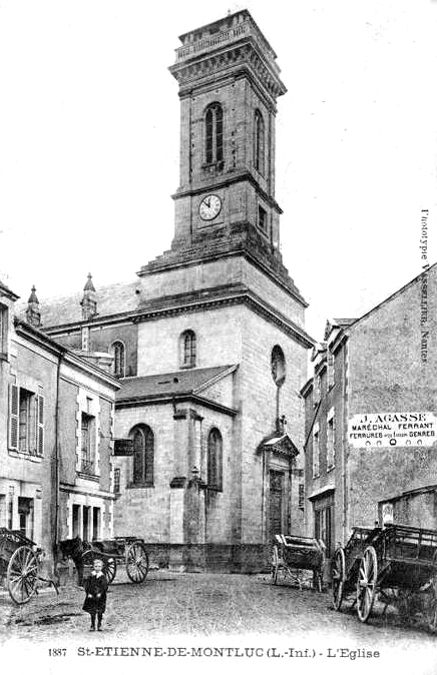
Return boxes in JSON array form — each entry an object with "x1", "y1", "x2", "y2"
[{"x1": 348, "y1": 412, "x2": 437, "y2": 448}]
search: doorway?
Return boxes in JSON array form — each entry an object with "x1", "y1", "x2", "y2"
[
  {"x1": 269, "y1": 470, "x2": 284, "y2": 540},
  {"x1": 18, "y1": 497, "x2": 34, "y2": 540}
]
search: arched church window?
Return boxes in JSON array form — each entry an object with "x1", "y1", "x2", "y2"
[
  {"x1": 111, "y1": 340, "x2": 125, "y2": 378},
  {"x1": 254, "y1": 109, "x2": 265, "y2": 175},
  {"x1": 129, "y1": 424, "x2": 154, "y2": 486},
  {"x1": 180, "y1": 330, "x2": 196, "y2": 368},
  {"x1": 205, "y1": 103, "x2": 223, "y2": 165},
  {"x1": 207, "y1": 428, "x2": 223, "y2": 491},
  {"x1": 271, "y1": 345, "x2": 286, "y2": 387}
]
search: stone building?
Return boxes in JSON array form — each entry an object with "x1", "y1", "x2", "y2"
[
  {"x1": 34, "y1": 10, "x2": 313, "y2": 571},
  {"x1": 0, "y1": 281, "x2": 119, "y2": 575},
  {"x1": 302, "y1": 264, "x2": 437, "y2": 561}
]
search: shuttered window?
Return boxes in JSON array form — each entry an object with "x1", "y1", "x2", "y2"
[
  {"x1": 37, "y1": 395, "x2": 44, "y2": 456},
  {"x1": 9, "y1": 385, "x2": 44, "y2": 455},
  {"x1": 9, "y1": 384, "x2": 19, "y2": 450}
]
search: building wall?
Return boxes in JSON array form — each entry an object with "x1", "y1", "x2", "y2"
[
  {"x1": 347, "y1": 268, "x2": 437, "y2": 529},
  {"x1": 138, "y1": 256, "x2": 304, "y2": 328},
  {"x1": 136, "y1": 304, "x2": 244, "y2": 376},
  {"x1": 2, "y1": 333, "x2": 59, "y2": 557},
  {"x1": 113, "y1": 404, "x2": 175, "y2": 541},
  {"x1": 239, "y1": 305, "x2": 307, "y2": 541},
  {"x1": 0, "y1": 293, "x2": 118, "y2": 581}
]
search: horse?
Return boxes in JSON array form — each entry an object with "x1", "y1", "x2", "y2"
[{"x1": 58, "y1": 536, "x2": 92, "y2": 585}]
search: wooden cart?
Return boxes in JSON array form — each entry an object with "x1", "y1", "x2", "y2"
[
  {"x1": 331, "y1": 524, "x2": 437, "y2": 630},
  {"x1": 0, "y1": 528, "x2": 58, "y2": 604},
  {"x1": 271, "y1": 534, "x2": 325, "y2": 591},
  {"x1": 60, "y1": 536, "x2": 149, "y2": 585}
]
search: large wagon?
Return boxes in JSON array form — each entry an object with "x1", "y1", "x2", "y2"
[
  {"x1": 271, "y1": 534, "x2": 325, "y2": 591},
  {"x1": 331, "y1": 524, "x2": 437, "y2": 630},
  {"x1": 60, "y1": 536, "x2": 149, "y2": 586},
  {"x1": 0, "y1": 528, "x2": 58, "y2": 605}
]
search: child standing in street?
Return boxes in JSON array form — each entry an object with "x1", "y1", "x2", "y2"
[{"x1": 82, "y1": 558, "x2": 108, "y2": 631}]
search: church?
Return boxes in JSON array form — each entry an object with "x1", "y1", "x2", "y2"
[{"x1": 37, "y1": 10, "x2": 313, "y2": 571}]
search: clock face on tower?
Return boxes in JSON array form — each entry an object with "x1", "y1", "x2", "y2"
[{"x1": 199, "y1": 194, "x2": 222, "y2": 221}]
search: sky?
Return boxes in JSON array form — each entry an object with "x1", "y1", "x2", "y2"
[{"x1": 0, "y1": 0, "x2": 436, "y2": 340}]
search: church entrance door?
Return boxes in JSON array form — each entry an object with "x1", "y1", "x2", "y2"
[{"x1": 269, "y1": 470, "x2": 284, "y2": 541}]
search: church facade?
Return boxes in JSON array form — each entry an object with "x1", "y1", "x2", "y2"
[{"x1": 39, "y1": 10, "x2": 313, "y2": 571}]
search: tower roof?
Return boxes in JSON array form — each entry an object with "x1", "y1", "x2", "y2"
[
  {"x1": 27, "y1": 285, "x2": 39, "y2": 304},
  {"x1": 83, "y1": 273, "x2": 96, "y2": 292}
]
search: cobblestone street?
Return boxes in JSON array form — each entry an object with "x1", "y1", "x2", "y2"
[{"x1": 1, "y1": 570, "x2": 437, "y2": 674}]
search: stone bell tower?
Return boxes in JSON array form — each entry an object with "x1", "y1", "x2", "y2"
[
  {"x1": 131, "y1": 11, "x2": 312, "y2": 569},
  {"x1": 139, "y1": 9, "x2": 296, "y2": 294}
]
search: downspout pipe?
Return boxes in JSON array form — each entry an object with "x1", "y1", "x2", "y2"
[{"x1": 53, "y1": 349, "x2": 63, "y2": 580}]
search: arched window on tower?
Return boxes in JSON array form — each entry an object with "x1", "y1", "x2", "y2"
[
  {"x1": 111, "y1": 340, "x2": 125, "y2": 378},
  {"x1": 207, "y1": 428, "x2": 223, "y2": 491},
  {"x1": 180, "y1": 330, "x2": 196, "y2": 368},
  {"x1": 205, "y1": 103, "x2": 223, "y2": 165},
  {"x1": 254, "y1": 109, "x2": 265, "y2": 175},
  {"x1": 129, "y1": 424, "x2": 154, "y2": 487}
]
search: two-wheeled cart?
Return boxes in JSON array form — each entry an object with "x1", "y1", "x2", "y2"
[
  {"x1": 271, "y1": 534, "x2": 325, "y2": 592},
  {"x1": 60, "y1": 536, "x2": 149, "y2": 585},
  {"x1": 0, "y1": 527, "x2": 58, "y2": 604},
  {"x1": 331, "y1": 524, "x2": 437, "y2": 630}
]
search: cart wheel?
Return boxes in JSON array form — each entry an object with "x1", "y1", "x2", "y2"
[
  {"x1": 81, "y1": 550, "x2": 96, "y2": 582},
  {"x1": 7, "y1": 545, "x2": 39, "y2": 605},
  {"x1": 332, "y1": 548, "x2": 345, "y2": 611},
  {"x1": 356, "y1": 545, "x2": 378, "y2": 623},
  {"x1": 81, "y1": 550, "x2": 117, "y2": 585},
  {"x1": 271, "y1": 545, "x2": 280, "y2": 585},
  {"x1": 103, "y1": 557, "x2": 117, "y2": 584},
  {"x1": 125, "y1": 541, "x2": 149, "y2": 583},
  {"x1": 423, "y1": 583, "x2": 437, "y2": 633}
]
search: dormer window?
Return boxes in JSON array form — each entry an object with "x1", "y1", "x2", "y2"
[
  {"x1": 180, "y1": 330, "x2": 196, "y2": 368},
  {"x1": 205, "y1": 103, "x2": 223, "y2": 165}
]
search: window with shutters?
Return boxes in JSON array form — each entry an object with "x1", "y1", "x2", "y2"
[
  {"x1": 327, "y1": 409, "x2": 335, "y2": 471},
  {"x1": 0, "y1": 303, "x2": 8, "y2": 358},
  {"x1": 205, "y1": 103, "x2": 223, "y2": 166},
  {"x1": 298, "y1": 483, "x2": 305, "y2": 510},
  {"x1": 0, "y1": 495, "x2": 6, "y2": 528},
  {"x1": 129, "y1": 424, "x2": 154, "y2": 487},
  {"x1": 80, "y1": 412, "x2": 96, "y2": 474},
  {"x1": 111, "y1": 340, "x2": 125, "y2": 378},
  {"x1": 207, "y1": 428, "x2": 223, "y2": 491},
  {"x1": 9, "y1": 384, "x2": 44, "y2": 456},
  {"x1": 113, "y1": 467, "x2": 121, "y2": 494},
  {"x1": 180, "y1": 330, "x2": 196, "y2": 368},
  {"x1": 312, "y1": 424, "x2": 320, "y2": 479},
  {"x1": 254, "y1": 109, "x2": 265, "y2": 175}
]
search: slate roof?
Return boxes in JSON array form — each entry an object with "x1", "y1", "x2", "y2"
[
  {"x1": 0, "y1": 278, "x2": 19, "y2": 300},
  {"x1": 116, "y1": 365, "x2": 235, "y2": 402},
  {"x1": 17, "y1": 280, "x2": 142, "y2": 327}
]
